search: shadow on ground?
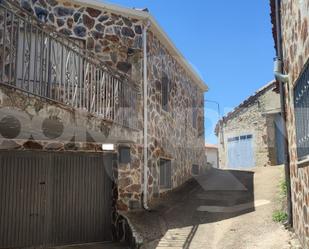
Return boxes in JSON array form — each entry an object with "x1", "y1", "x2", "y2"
[
  {"x1": 125, "y1": 168, "x2": 255, "y2": 248},
  {"x1": 47, "y1": 242, "x2": 129, "y2": 249}
]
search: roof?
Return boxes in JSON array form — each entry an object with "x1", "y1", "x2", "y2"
[
  {"x1": 215, "y1": 80, "x2": 277, "y2": 135},
  {"x1": 205, "y1": 143, "x2": 218, "y2": 149},
  {"x1": 72, "y1": 0, "x2": 208, "y2": 92},
  {"x1": 269, "y1": 0, "x2": 278, "y2": 53}
]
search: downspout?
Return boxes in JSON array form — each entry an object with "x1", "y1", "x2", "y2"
[
  {"x1": 274, "y1": 0, "x2": 293, "y2": 227},
  {"x1": 143, "y1": 20, "x2": 151, "y2": 210}
]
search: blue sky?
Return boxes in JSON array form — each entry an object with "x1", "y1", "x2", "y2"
[{"x1": 104, "y1": 0, "x2": 276, "y2": 144}]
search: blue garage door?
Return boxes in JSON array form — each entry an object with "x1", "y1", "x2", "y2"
[{"x1": 227, "y1": 135, "x2": 255, "y2": 169}]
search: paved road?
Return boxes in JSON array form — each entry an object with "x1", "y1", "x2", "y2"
[{"x1": 126, "y1": 166, "x2": 292, "y2": 249}]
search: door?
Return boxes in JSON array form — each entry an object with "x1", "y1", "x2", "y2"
[
  {"x1": 0, "y1": 152, "x2": 47, "y2": 248},
  {"x1": 227, "y1": 135, "x2": 255, "y2": 169},
  {"x1": 16, "y1": 28, "x2": 85, "y2": 101},
  {"x1": 0, "y1": 151, "x2": 113, "y2": 249},
  {"x1": 47, "y1": 153, "x2": 113, "y2": 246},
  {"x1": 275, "y1": 114, "x2": 285, "y2": 165}
]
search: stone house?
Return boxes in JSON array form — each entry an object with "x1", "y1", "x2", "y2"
[
  {"x1": 215, "y1": 81, "x2": 284, "y2": 169},
  {"x1": 0, "y1": 0, "x2": 207, "y2": 247},
  {"x1": 270, "y1": 0, "x2": 309, "y2": 247}
]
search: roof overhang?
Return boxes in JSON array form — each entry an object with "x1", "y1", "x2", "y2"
[
  {"x1": 71, "y1": 0, "x2": 209, "y2": 92},
  {"x1": 214, "y1": 80, "x2": 277, "y2": 135},
  {"x1": 269, "y1": 0, "x2": 278, "y2": 53}
]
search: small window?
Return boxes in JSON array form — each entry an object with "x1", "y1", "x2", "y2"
[
  {"x1": 192, "y1": 164, "x2": 199, "y2": 176},
  {"x1": 162, "y1": 74, "x2": 169, "y2": 112},
  {"x1": 119, "y1": 146, "x2": 131, "y2": 164},
  {"x1": 192, "y1": 100, "x2": 197, "y2": 129},
  {"x1": 160, "y1": 159, "x2": 171, "y2": 189},
  {"x1": 228, "y1": 136, "x2": 240, "y2": 142},
  {"x1": 228, "y1": 135, "x2": 252, "y2": 142}
]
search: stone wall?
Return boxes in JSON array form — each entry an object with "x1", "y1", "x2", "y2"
[
  {"x1": 278, "y1": 1, "x2": 309, "y2": 247},
  {"x1": 146, "y1": 30, "x2": 206, "y2": 198},
  {"x1": 4, "y1": 0, "x2": 207, "y2": 210},
  {"x1": 217, "y1": 83, "x2": 280, "y2": 168}
]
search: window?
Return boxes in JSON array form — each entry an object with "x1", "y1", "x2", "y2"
[
  {"x1": 228, "y1": 135, "x2": 252, "y2": 142},
  {"x1": 191, "y1": 164, "x2": 199, "y2": 176},
  {"x1": 228, "y1": 136, "x2": 240, "y2": 142},
  {"x1": 119, "y1": 146, "x2": 131, "y2": 164},
  {"x1": 294, "y1": 61, "x2": 309, "y2": 159},
  {"x1": 160, "y1": 159, "x2": 172, "y2": 189},
  {"x1": 192, "y1": 99, "x2": 197, "y2": 129},
  {"x1": 162, "y1": 74, "x2": 169, "y2": 112},
  {"x1": 15, "y1": 31, "x2": 86, "y2": 99}
]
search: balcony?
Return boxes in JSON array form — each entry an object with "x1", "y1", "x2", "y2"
[{"x1": 0, "y1": 2, "x2": 139, "y2": 130}]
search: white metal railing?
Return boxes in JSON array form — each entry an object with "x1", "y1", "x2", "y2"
[{"x1": 0, "y1": 2, "x2": 139, "y2": 129}]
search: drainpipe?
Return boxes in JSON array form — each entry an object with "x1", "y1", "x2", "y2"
[
  {"x1": 142, "y1": 20, "x2": 151, "y2": 210},
  {"x1": 274, "y1": 0, "x2": 293, "y2": 227}
]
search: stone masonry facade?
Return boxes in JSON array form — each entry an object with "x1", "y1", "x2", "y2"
[
  {"x1": 1, "y1": 0, "x2": 207, "y2": 212},
  {"x1": 146, "y1": 30, "x2": 206, "y2": 197},
  {"x1": 216, "y1": 82, "x2": 281, "y2": 168},
  {"x1": 271, "y1": 0, "x2": 309, "y2": 247}
]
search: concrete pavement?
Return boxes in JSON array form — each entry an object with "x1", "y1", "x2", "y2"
[{"x1": 125, "y1": 166, "x2": 292, "y2": 249}]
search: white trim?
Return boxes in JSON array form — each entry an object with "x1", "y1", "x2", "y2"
[{"x1": 69, "y1": 0, "x2": 208, "y2": 92}]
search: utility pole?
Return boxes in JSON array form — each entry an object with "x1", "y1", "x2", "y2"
[
  {"x1": 205, "y1": 99, "x2": 223, "y2": 168},
  {"x1": 205, "y1": 99, "x2": 221, "y2": 118}
]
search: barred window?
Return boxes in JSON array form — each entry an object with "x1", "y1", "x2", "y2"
[
  {"x1": 162, "y1": 74, "x2": 169, "y2": 112},
  {"x1": 193, "y1": 99, "x2": 197, "y2": 129},
  {"x1": 294, "y1": 61, "x2": 309, "y2": 160},
  {"x1": 119, "y1": 146, "x2": 131, "y2": 164},
  {"x1": 160, "y1": 159, "x2": 172, "y2": 189},
  {"x1": 191, "y1": 164, "x2": 199, "y2": 176}
]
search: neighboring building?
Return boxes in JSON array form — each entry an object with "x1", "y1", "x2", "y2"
[
  {"x1": 205, "y1": 143, "x2": 218, "y2": 168},
  {"x1": 0, "y1": 0, "x2": 207, "y2": 248},
  {"x1": 215, "y1": 81, "x2": 284, "y2": 169},
  {"x1": 271, "y1": 0, "x2": 309, "y2": 248}
]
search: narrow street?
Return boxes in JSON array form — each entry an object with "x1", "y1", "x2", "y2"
[
  {"x1": 126, "y1": 166, "x2": 292, "y2": 249},
  {"x1": 1, "y1": 1, "x2": 308, "y2": 248}
]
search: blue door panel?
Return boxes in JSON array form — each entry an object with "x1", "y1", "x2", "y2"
[{"x1": 227, "y1": 135, "x2": 254, "y2": 169}]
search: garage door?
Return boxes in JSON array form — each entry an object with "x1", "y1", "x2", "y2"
[
  {"x1": 0, "y1": 151, "x2": 113, "y2": 248},
  {"x1": 227, "y1": 135, "x2": 255, "y2": 169}
]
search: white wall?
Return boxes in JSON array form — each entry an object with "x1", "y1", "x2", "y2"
[{"x1": 206, "y1": 148, "x2": 218, "y2": 168}]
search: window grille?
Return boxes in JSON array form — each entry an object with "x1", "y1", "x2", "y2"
[
  {"x1": 193, "y1": 99, "x2": 197, "y2": 129},
  {"x1": 119, "y1": 146, "x2": 131, "y2": 164},
  {"x1": 162, "y1": 74, "x2": 169, "y2": 112},
  {"x1": 159, "y1": 159, "x2": 171, "y2": 189},
  {"x1": 294, "y1": 61, "x2": 309, "y2": 159},
  {"x1": 191, "y1": 164, "x2": 199, "y2": 176}
]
